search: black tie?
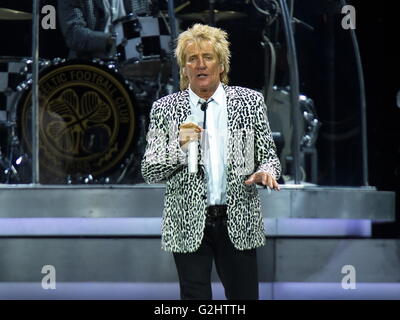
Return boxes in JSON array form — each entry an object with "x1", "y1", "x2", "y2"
[{"x1": 199, "y1": 99, "x2": 211, "y2": 130}]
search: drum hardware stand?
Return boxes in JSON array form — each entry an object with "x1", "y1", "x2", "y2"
[
  {"x1": 66, "y1": 174, "x2": 99, "y2": 185},
  {"x1": 255, "y1": 0, "x2": 305, "y2": 184},
  {"x1": 339, "y1": 0, "x2": 369, "y2": 186},
  {"x1": 116, "y1": 153, "x2": 135, "y2": 184},
  {"x1": 83, "y1": 174, "x2": 94, "y2": 184},
  {"x1": 0, "y1": 148, "x2": 14, "y2": 182},
  {"x1": 278, "y1": 0, "x2": 302, "y2": 184},
  {"x1": 0, "y1": 123, "x2": 25, "y2": 183},
  {"x1": 167, "y1": 0, "x2": 179, "y2": 92},
  {"x1": 299, "y1": 96, "x2": 321, "y2": 184},
  {"x1": 31, "y1": 0, "x2": 40, "y2": 184},
  {"x1": 0, "y1": 147, "x2": 18, "y2": 183},
  {"x1": 261, "y1": 31, "x2": 277, "y2": 113},
  {"x1": 255, "y1": 0, "x2": 320, "y2": 184},
  {"x1": 256, "y1": 0, "x2": 288, "y2": 177}
]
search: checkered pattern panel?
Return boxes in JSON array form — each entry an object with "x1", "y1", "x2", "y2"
[
  {"x1": 0, "y1": 59, "x2": 27, "y2": 112},
  {"x1": 116, "y1": 16, "x2": 171, "y2": 61}
]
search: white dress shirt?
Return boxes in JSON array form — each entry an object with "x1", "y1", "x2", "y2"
[{"x1": 188, "y1": 83, "x2": 228, "y2": 205}]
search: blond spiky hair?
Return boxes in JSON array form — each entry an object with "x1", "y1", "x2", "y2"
[{"x1": 175, "y1": 23, "x2": 231, "y2": 91}]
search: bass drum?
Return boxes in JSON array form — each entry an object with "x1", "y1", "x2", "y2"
[
  {"x1": 16, "y1": 59, "x2": 142, "y2": 184},
  {"x1": 1, "y1": 56, "x2": 51, "y2": 183}
]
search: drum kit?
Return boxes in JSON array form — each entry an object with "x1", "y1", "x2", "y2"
[
  {"x1": 0, "y1": 4, "x2": 249, "y2": 185},
  {"x1": 0, "y1": 7, "x2": 175, "y2": 184}
]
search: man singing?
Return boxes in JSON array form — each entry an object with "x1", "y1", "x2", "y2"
[{"x1": 142, "y1": 23, "x2": 281, "y2": 300}]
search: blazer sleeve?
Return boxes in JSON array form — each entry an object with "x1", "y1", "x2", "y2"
[
  {"x1": 141, "y1": 101, "x2": 186, "y2": 184},
  {"x1": 57, "y1": 0, "x2": 110, "y2": 54},
  {"x1": 254, "y1": 97, "x2": 282, "y2": 180}
]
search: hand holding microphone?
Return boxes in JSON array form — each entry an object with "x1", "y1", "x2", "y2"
[{"x1": 179, "y1": 115, "x2": 203, "y2": 173}]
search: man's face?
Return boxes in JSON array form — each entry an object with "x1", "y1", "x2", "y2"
[{"x1": 183, "y1": 40, "x2": 224, "y2": 99}]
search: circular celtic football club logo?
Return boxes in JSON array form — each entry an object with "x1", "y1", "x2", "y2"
[{"x1": 20, "y1": 63, "x2": 135, "y2": 180}]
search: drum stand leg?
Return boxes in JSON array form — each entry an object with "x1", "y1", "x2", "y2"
[
  {"x1": 115, "y1": 153, "x2": 134, "y2": 184},
  {"x1": 0, "y1": 126, "x2": 22, "y2": 183},
  {"x1": 0, "y1": 147, "x2": 12, "y2": 183}
]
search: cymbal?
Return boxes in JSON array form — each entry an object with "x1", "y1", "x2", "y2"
[
  {"x1": 177, "y1": 10, "x2": 246, "y2": 23},
  {"x1": 0, "y1": 8, "x2": 32, "y2": 20}
]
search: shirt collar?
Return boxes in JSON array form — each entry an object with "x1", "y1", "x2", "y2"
[{"x1": 188, "y1": 83, "x2": 225, "y2": 107}]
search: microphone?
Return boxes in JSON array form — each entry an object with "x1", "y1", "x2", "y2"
[{"x1": 184, "y1": 114, "x2": 198, "y2": 174}]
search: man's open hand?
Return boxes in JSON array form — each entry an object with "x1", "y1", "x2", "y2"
[{"x1": 244, "y1": 171, "x2": 280, "y2": 190}]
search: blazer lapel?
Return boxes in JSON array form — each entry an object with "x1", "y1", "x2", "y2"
[
  {"x1": 223, "y1": 85, "x2": 246, "y2": 169},
  {"x1": 176, "y1": 89, "x2": 191, "y2": 124},
  {"x1": 223, "y1": 85, "x2": 241, "y2": 132}
]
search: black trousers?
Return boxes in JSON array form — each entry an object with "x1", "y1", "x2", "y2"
[{"x1": 173, "y1": 216, "x2": 259, "y2": 300}]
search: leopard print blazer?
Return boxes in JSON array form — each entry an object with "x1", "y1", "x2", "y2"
[{"x1": 142, "y1": 85, "x2": 281, "y2": 253}]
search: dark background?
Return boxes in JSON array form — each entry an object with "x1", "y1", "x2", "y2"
[{"x1": 0, "y1": 0, "x2": 398, "y2": 235}]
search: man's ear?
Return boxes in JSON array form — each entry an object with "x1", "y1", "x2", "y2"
[{"x1": 220, "y1": 64, "x2": 224, "y2": 73}]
